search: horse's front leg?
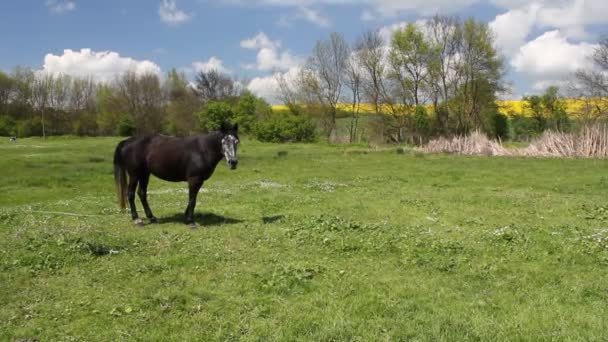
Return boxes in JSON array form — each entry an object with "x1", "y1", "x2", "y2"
[
  {"x1": 137, "y1": 173, "x2": 157, "y2": 223},
  {"x1": 127, "y1": 175, "x2": 143, "y2": 226},
  {"x1": 184, "y1": 177, "x2": 203, "y2": 228}
]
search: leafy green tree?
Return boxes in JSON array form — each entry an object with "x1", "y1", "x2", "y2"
[
  {"x1": 234, "y1": 90, "x2": 272, "y2": 134},
  {"x1": 165, "y1": 69, "x2": 199, "y2": 136},
  {"x1": 524, "y1": 86, "x2": 569, "y2": 133},
  {"x1": 389, "y1": 23, "x2": 432, "y2": 107},
  {"x1": 0, "y1": 71, "x2": 17, "y2": 117},
  {"x1": 542, "y1": 86, "x2": 570, "y2": 131},
  {"x1": 96, "y1": 85, "x2": 124, "y2": 135},
  {"x1": 197, "y1": 101, "x2": 235, "y2": 132}
]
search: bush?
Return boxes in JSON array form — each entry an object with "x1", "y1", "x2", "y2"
[
  {"x1": 116, "y1": 116, "x2": 136, "y2": 136},
  {"x1": 508, "y1": 114, "x2": 539, "y2": 141},
  {"x1": 491, "y1": 111, "x2": 509, "y2": 140},
  {"x1": 197, "y1": 101, "x2": 234, "y2": 132},
  {"x1": 254, "y1": 112, "x2": 316, "y2": 143},
  {"x1": 15, "y1": 118, "x2": 43, "y2": 137},
  {"x1": 234, "y1": 91, "x2": 272, "y2": 134},
  {"x1": 0, "y1": 116, "x2": 16, "y2": 136}
]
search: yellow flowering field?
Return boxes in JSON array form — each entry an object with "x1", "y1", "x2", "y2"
[{"x1": 273, "y1": 99, "x2": 598, "y2": 117}]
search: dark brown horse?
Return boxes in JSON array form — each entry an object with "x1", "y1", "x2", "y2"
[{"x1": 113, "y1": 124, "x2": 239, "y2": 227}]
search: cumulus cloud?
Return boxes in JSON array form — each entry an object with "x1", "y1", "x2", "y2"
[
  {"x1": 511, "y1": 30, "x2": 596, "y2": 89},
  {"x1": 489, "y1": 4, "x2": 540, "y2": 57},
  {"x1": 240, "y1": 32, "x2": 302, "y2": 71},
  {"x1": 159, "y1": 0, "x2": 192, "y2": 25},
  {"x1": 490, "y1": 0, "x2": 608, "y2": 55},
  {"x1": 46, "y1": 0, "x2": 76, "y2": 14},
  {"x1": 240, "y1": 32, "x2": 280, "y2": 50},
  {"x1": 41, "y1": 49, "x2": 161, "y2": 82},
  {"x1": 247, "y1": 66, "x2": 302, "y2": 103},
  {"x1": 191, "y1": 57, "x2": 231, "y2": 74}
]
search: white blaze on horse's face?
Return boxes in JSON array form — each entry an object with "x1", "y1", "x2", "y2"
[{"x1": 221, "y1": 134, "x2": 239, "y2": 169}]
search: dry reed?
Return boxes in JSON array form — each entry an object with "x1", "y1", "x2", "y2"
[{"x1": 420, "y1": 123, "x2": 608, "y2": 159}]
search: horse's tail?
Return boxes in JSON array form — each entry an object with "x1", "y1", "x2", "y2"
[{"x1": 113, "y1": 140, "x2": 128, "y2": 210}]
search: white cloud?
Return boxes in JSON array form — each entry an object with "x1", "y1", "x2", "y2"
[
  {"x1": 247, "y1": 66, "x2": 302, "y2": 103},
  {"x1": 491, "y1": 0, "x2": 608, "y2": 53},
  {"x1": 46, "y1": 0, "x2": 76, "y2": 14},
  {"x1": 42, "y1": 49, "x2": 161, "y2": 82},
  {"x1": 240, "y1": 32, "x2": 302, "y2": 71},
  {"x1": 297, "y1": 7, "x2": 331, "y2": 27},
  {"x1": 159, "y1": 0, "x2": 192, "y2": 25},
  {"x1": 276, "y1": 6, "x2": 331, "y2": 28},
  {"x1": 489, "y1": 4, "x2": 540, "y2": 57},
  {"x1": 240, "y1": 32, "x2": 280, "y2": 50},
  {"x1": 511, "y1": 30, "x2": 596, "y2": 89},
  {"x1": 191, "y1": 57, "x2": 231, "y2": 74}
]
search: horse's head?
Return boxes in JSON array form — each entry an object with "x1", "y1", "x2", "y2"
[{"x1": 220, "y1": 123, "x2": 239, "y2": 170}]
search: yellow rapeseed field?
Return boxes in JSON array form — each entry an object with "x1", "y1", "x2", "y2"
[{"x1": 273, "y1": 99, "x2": 596, "y2": 117}]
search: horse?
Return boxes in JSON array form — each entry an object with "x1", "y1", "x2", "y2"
[{"x1": 113, "y1": 123, "x2": 239, "y2": 227}]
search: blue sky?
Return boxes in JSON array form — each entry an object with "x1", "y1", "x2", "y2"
[{"x1": 1, "y1": 0, "x2": 606, "y2": 102}]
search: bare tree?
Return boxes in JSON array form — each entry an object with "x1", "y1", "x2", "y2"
[
  {"x1": 573, "y1": 38, "x2": 608, "y2": 120},
  {"x1": 0, "y1": 71, "x2": 17, "y2": 116},
  {"x1": 355, "y1": 30, "x2": 386, "y2": 116},
  {"x1": 31, "y1": 73, "x2": 54, "y2": 138},
  {"x1": 304, "y1": 32, "x2": 349, "y2": 138},
  {"x1": 274, "y1": 70, "x2": 302, "y2": 115},
  {"x1": 70, "y1": 76, "x2": 96, "y2": 112},
  {"x1": 426, "y1": 15, "x2": 463, "y2": 132},
  {"x1": 344, "y1": 48, "x2": 362, "y2": 143},
  {"x1": 116, "y1": 71, "x2": 164, "y2": 133},
  {"x1": 194, "y1": 69, "x2": 239, "y2": 104}
]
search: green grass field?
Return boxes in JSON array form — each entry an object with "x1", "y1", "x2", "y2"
[{"x1": 1, "y1": 137, "x2": 607, "y2": 341}]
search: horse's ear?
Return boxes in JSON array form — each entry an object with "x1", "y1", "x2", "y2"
[
  {"x1": 220, "y1": 122, "x2": 229, "y2": 133},
  {"x1": 233, "y1": 123, "x2": 238, "y2": 132}
]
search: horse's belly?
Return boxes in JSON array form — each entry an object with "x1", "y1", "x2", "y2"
[{"x1": 147, "y1": 155, "x2": 186, "y2": 182}]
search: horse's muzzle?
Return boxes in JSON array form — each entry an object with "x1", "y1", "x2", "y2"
[{"x1": 228, "y1": 160, "x2": 238, "y2": 170}]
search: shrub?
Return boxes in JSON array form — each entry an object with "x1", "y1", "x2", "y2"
[
  {"x1": 491, "y1": 111, "x2": 509, "y2": 140},
  {"x1": 254, "y1": 112, "x2": 316, "y2": 143},
  {"x1": 509, "y1": 114, "x2": 539, "y2": 141},
  {"x1": 0, "y1": 115, "x2": 16, "y2": 136},
  {"x1": 414, "y1": 105, "x2": 431, "y2": 138},
  {"x1": 116, "y1": 115, "x2": 136, "y2": 137},
  {"x1": 234, "y1": 91, "x2": 272, "y2": 134},
  {"x1": 16, "y1": 118, "x2": 43, "y2": 137},
  {"x1": 197, "y1": 101, "x2": 234, "y2": 132}
]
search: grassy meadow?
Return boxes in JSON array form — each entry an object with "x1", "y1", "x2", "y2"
[{"x1": 1, "y1": 136, "x2": 607, "y2": 340}]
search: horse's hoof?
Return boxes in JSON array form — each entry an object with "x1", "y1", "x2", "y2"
[
  {"x1": 149, "y1": 217, "x2": 158, "y2": 224},
  {"x1": 189, "y1": 222, "x2": 198, "y2": 229},
  {"x1": 134, "y1": 218, "x2": 144, "y2": 226}
]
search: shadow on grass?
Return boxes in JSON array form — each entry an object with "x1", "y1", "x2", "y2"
[{"x1": 157, "y1": 212, "x2": 243, "y2": 227}]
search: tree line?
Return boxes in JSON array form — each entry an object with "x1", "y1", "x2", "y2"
[
  {"x1": 277, "y1": 15, "x2": 608, "y2": 143},
  {"x1": 278, "y1": 15, "x2": 505, "y2": 143},
  {"x1": 1, "y1": 15, "x2": 606, "y2": 143}
]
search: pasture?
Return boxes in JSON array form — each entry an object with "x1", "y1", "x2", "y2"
[{"x1": 1, "y1": 137, "x2": 607, "y2": 341}]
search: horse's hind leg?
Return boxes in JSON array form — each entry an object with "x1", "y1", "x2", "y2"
[
  {"x1": 127, "y1": 174, "x2": 143, "y2": 226},
  {"x1": 137, "y1": 173, "x2": 157, "y2": 223},
  {"x1": 184, "y1": 177, "x2": 203, "y2": 228}
]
